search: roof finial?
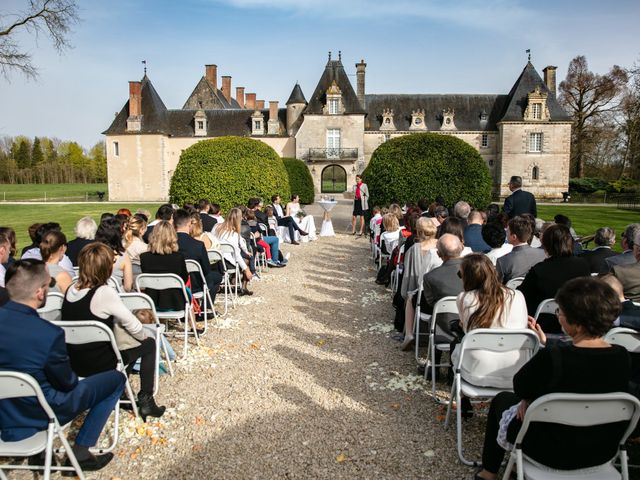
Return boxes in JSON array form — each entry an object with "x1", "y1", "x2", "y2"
[
  {"x1": 142, "y1": 59, "x2": 147, "y2": 75},
  {"x1": 328, "y1": 51, "x2": 331, "y2": 62},
  {"x1": 338, "y1": 50, "x2": 342, "y2": 61},
  {"x1": 526, "y1": 49, "x2": 531, "y2": 62}
]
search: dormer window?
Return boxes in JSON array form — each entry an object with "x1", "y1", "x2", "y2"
[
  {"x1": 194, "y1": 110, "x2": 207, "y2": 137},
  {"x1": 409, "y1": 109, "x2": 427, "y2": 131},
  {"x1": 380, "y1": 109, "x2": 396, "y2": 131},
  {"x1": 524, "y1": 87, "x2": 550, "y2": 121},
  {"x1": 440, "y1": 109, "x2": 457, "y2": 131},
  {"x1": 531, "y1": 103, "x2": 541, "y2": 119},
  {"x1": 329, "y1": 99, "x2": 339, "y2": 114},
  {"x1": 251, "y1": 110, "x2": 265, "y2": 136},
  {"x1": 197, "y1": 121, "x2": 204, "y2": 129},
  {"x1": 324, "y1": 80, "x2": 343, "y2": 115}
]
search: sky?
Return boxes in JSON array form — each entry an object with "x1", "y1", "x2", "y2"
[{"x1": 0, "y1": 0, "x2": 639, "y2": 148}]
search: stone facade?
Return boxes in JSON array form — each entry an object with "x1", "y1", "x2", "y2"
[{"x1": 104, "y1": 56, "x2": 571, "y2": 202}]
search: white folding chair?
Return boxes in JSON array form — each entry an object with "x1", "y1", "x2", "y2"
[
  {"x1": 54, "y1": 320, "x2": 138, "y2": 454},
  {"x1": 502, "y1": 393, "x2": 640, "y2": 480},
  {"x1": 106, "y1": 276, "x2": 123, "y2": 293},
  {"x1": 119, "y1": 292, "x2": 175, "y2": 393},
  {"x1": 422, "y1": 296, "x2": 458, "y2": 401},
  {"x1": 217, "y1": 241, "x2": 241, "y2": 306},
  {"x1": 534, "y1": 298, "x2": 558, "y2": 320},
  {"x1": 207, "y1": 249, "x2": 232, "y2": 315},
  {"x1": 185, "y1": 259, "x2": 216, "y2": 334},
  {"x1": 0, "y1": 372, "x2": 85, "y2": 480},
  {"x1": 135, "y1": 274, "x2": 199, "y2": 359},
  {"x1": 371, "y1": 223, "x2": 381, "y2": 261},
  {"x1": 605, "y1": 327, "x2": 640, "y2": 353},
  {"x1": 251, "y1": 233, "x2": 267, "y2": 273},
  {"x1": 390, "y1": 244, "x2": 405, "y2": 294},
  {"x1": 377, "y1": 233, "x2": 392, "y2": 271},
  {"x1": 444, "y1": 329, "x2": 540, "y2": 466},
  {"x1": 505, "y1": 276, "x2": 525, "y2": 290},
  {"x1": 37, "y1": 292, "x2": 64, "y2": 322}
]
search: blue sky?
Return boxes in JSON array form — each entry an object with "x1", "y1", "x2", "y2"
[{"x1": 1, "y1": 0, "x2": 639, "y2": 148}]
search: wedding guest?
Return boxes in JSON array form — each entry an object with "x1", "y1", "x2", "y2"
[
  {"x1": 41, "y1": 230, "x2": 73, "y2": 294},
  {"x1": 66, "y1": 217, "x2": 97, "y2": 266},
  {"x1": 96, "y1": 218, "x2": 133, "y2": 292}
]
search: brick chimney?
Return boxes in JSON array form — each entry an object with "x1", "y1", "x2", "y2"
[
  {"x1": 356, "y1": 59, "x2": 367, "y2": 108},
  {"x1": 256, "y1": 100, "x2": 265, "y2": 110},
  {"x1": 246, "y1": 93, "x2": 256, "y2": 110},
  {"x1": 236, "y1": 87, "x2": 245, "y2": 108},
  {"x1": 221, "y1": 76, "x2": 232, "y2": 103},
  {"x1": 543, "y1": 66, "x2": 557, "y2": 97},
  {"x1": 127, "y1": 81, "x2": 142, "y2": 132},
  {"x1": 205, "y1": 64, "x2": 217, "y2": 90},
  {"x1": 268, "y1": 101, "x2": 279, "y2": 134}
]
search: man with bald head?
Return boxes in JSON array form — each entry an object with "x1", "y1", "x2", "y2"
[{"x1": 402, "y1": 234, "x2": 464, "y2": 351}]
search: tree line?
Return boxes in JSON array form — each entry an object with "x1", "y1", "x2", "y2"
[
  {"x1": 559, "y1": 55, "x2": 640, "y2": 180},
  {"x1": 0, "y1": 136, "x2": 106, "y2": 184}
]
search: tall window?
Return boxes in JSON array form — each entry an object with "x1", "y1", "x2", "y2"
[
  {"x1": 113, "y1": 141, "x2": 119, "y2": 157},
  {"x1": 532, "y1": 166, "x2": 539, "y2": 180},
  {"x1": 197, "y1": 121, "x2": 204, "y2": 130},
  {"x1": 481, "y1": 133, "x2": 488, "y2": 148},
  {"x1": 329, "y1": 99, "x2": 339, "y2": 115},
  {"x1": 529, "y1": 132, "x2": 543, "y2": 152},
  {"x1": 531, "y1": 103, "x2": 542, "y2": 120},
  {"x1": 326, "y1": 129, "x2": 341, "y2": 158}
]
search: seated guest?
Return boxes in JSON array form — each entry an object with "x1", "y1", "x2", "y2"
[
  {"x1": 173, "y1": 209, "x2": 223, "y2": 303},
  {"x1": 96, "y1": 218, "x2": 133, "y2": 292},
  {"x1": 188, "y1": 211, "x2": 214, "y2": 250},
  {"x1": 0, "y1": 227, "x2": 16, "y2": 268},
  {"x1": 143, "y1": 204, "x2": 174, "y2": 243},
  {"x1": 433, "y1": 205, "x2": 449, "y2": 228},
  {"x1": 464, "y1": 210, "x2": 491, "y2": 253},
  {"x1": 66, "y1": 217, "x2": 97, "y2": 266},
  {"x1": 22, "y1": 223, "x2": 74, "y2": 276},
  {"x1": 210, "y1": 203, "x2": 224, "y2": 225},
  {"x1": 578, "y1": 226, "x2": 617, "y2": 273},
  {"x1": 197, "y1": 199, "x2": 217, "y2": 232},
  {"x1": 41, "y1": 230, "x2": 73, "y2": 294},
  {"x1": 123, "y1": 215, "x2": 148, "y2": 277},
  {"x1": 212, "y1": 208, "x2": 254, "y2": 295},
  {"x1": 601, "y1": 274, "x2": 640, "y2": 329},
  {"x1": 520, "y1": 214, "x2": 541, "y2": 248},
  {"x1": 116, "y1": 208, "x2": 132, "y2": 218},
  {"x1": 518, "y1": 224, "x2": 590, "y2": 332},
  {"x1": 140, "y1": 221, "x2": 189, "y2": 312},
  {"x1": 497, "y1": 216, "x2": 545, "y2": 283},
  {"x1": 62, "y1": 244, "x2": 164, "y2": 422},
  {"x1": 0, "y1": 232, "x2": 10, "y2": 288},
  {"x1": 0, "y1": 259, "x2": 124, "y2": 472},
  {"x1": 437, "y1": 217, "x2": 472, "y2": 256},
  {"x1": 482, "y1": 222, "x2": 512, "y2": 265},
  {"x1": 604, "y1": 223, "x2": 640, "y2": 271},
  {"x1": 453, "y1": 201, "x2": 471, "y2": 227},
  {"x1": 474, "y1": 277, "x2": 629, "y2": 480},
  {"x1": 369, "y1": 206, "x2": 382, "y2": 235},
  {"x1": 611, "y1": 230, "x2": 640, "y2": 302},
  {"x1": 453, "y1": 254, "x2": 527, "y2": 389},
  {"x1": 271, "y1": 194, "x2": 308, "y2": 245},
  {"x1": 248, "y1": 198, "x2": 286, "y2": 266},
  {"x1": 286, "y1": 194, "x2": 317, "y2": 241},
  {"x1": 400, "y1": 218, "x2": 441, "y2": 343},
  {"x1": 380, "y1": 213, "x2": 402, "y2": 255},
  {"x1": 20, "y1": 223, "x2": 42, "y2": 257},
  {"x1": 388, "y1": 203, "x2": 405, "y2": 227}
]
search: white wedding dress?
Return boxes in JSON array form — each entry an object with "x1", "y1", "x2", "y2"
[{"x1": 288, "y1": 202, "x2": 317, "y2": 242}]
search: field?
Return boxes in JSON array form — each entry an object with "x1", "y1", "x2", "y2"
[
  {"x1": 0, "y1": 183, "x2": 108, "y2": 201},
  {"x1": 0, "y1": 203, "x2": 160, "y2": 251}
]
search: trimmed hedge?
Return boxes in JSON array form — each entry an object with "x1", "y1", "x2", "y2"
[
  {"x1": 169, "y1": 137, "x2": 290, "y2": 210},
  {"x1": 362, "y1": 133, "x2": 492, "y2": 209},
  {"x1": 282, "y1": 157, "x2": 314, "y2": 204}
]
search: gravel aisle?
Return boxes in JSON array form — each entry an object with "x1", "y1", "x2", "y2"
[{"x1": 92, "y1": 235, "x2": 482, "y2": 479}]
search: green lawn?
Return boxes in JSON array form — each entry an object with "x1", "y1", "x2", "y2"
[
  {"x1": 0, "y1": 203, "x2": 160, "y2": 252},
  {"x1": 537, "y1": 205, "x2": 639, "y2": 251},
  {"x1": 0, "y1": 183, "x2": 108, "y2": 201}
]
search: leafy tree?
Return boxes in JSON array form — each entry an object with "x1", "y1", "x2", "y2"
[
  {"x1": 558, "y1": 56, "x2": 628, "y2": 178},
  {"x1": 13, "y1": 138, "x2": 31, "y2": 169},
  {"x1": 0, "y1": 0, "x2": 79, "y2": 80},
  {"x1": 282, "y1": 158, "x2": 314, "y2": 204},
  {"x1": 31, "y1": 137, "x2": 44, "y2": 165},
  {"x1": 89, "y1": 141, "x2": 107, "y2": 182}
]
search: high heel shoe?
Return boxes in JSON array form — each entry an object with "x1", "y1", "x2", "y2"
[{"x1": 138, "y1": 392, "x2": 166, "y2": 422}]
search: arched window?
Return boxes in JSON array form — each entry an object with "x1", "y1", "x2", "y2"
[{"x1": 532, "y1": 166, "x2": 539, "y2": 180}]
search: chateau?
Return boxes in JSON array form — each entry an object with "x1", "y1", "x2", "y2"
[{"x1": 104, "y1": 53, "x2": 571, "y2": 202}]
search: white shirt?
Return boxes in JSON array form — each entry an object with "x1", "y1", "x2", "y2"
[
  {"x1": 0, "y1": 263, "x2": 5, "y2": 287},
  {"x1": 485, "y1": 244, "x2": 513, "y2": 265},
  {"x1": 273, "y1": 203, "x2": 285, "y2": 218},
  {"x1": 22, "y1": 248, "x2": 74, "y2": 276}
]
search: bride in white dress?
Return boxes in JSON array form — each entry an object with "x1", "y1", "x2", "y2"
[{"x1": 286, "y1": 194, "x2": 317, "y2": 242}]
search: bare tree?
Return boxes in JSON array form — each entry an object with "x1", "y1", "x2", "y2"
[
  {"x1": 558, "y1": 55, "x2": 628, "y2": 178},
  {"x1": 0, "y1": 0, "x2": 79, "y2": 80},
  {"x1": 620, "y1": 64, "x2": 640, "y2": 180}
]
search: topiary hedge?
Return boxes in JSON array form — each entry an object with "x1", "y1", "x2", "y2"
[
  {"x1": 282, "y1": 157, "x2": 315, "y2": 204},
  {"x1": 169, "y1": 137, "x2": 290, "y2": 210},
  {"x1": 361, "y1": 133, "x2": 492, "y2": 209}
]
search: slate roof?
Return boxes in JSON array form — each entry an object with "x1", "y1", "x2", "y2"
[
  {"x1": 364, "y1": 94, "x2": 509, "y2": 131},
  {"x1": 305, "y1": 59, "x2": 365, "y2": 114},
  {"x1": 286, "y1": 83, "x2": 307, "y2": 105},
  {"x1": 183, "y1": 76, "x2": 241, "y2": 110},
  {"x1": 499, "y1": 62, "x2": 570, "y2": 122}
]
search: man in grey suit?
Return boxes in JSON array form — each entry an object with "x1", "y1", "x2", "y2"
[
  {"x1": 612, "y1": 231, "x2": 640, "y2": 301},
  {"x1": 497, "y1": 216, "x2": 546, "y2": 283},
  {"x1": 604, "y1": 223, "x2": 640, "y2": 272},
  {"x1": 402, "y1": 234, "x2": 464, "y2": 351}
]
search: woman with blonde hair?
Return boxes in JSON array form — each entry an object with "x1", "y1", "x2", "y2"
[
  {"x1": 139, "y1": 221, "x2": 189, "y2": 311},
  {"x1": 62, "y1": 242, "x2": 165, "y2": 421},
  {"x1": 380, "y1": 213, "x2": 402, "y2": 255},
  {"x1": 189, "y1": 211, "x2": 217, "y2": 250},
  {"x1": 389, "y1": 203, "x2": 404, "y2": 227},
  {"x1": 212, "y1": 207, "x2": 253, "y2": 294},
  {"x1": 400, "y1": 218, "x2": 442, "y2": 350},
  {"x1": 41, "y1": 230, "x2": 73, "y2": 294},
  {"x1": 124, "y1": 215, "x2": 148, "y2": 276}
]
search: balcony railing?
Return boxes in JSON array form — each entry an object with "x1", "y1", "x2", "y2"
[{"x1": 307, "y1": 148, "x2": 358, "y2": 161}]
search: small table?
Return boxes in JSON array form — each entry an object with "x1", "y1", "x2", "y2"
[{"x1": 317, "y1": 200, "x2": 338, "y2": 237}]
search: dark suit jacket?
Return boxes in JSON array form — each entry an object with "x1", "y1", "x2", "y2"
[
  {"x1": 142, "y1": 222, "x2": 156, "y2": 244},
  {"x1": 613, "y1": 262, "x2": 640, "y2": 302},
  {"x1": 497, "y1": 244, "x2": 546, "y2": 283},
  {"x1": 0, "y1": 301, "x2": 81, "y2": 441},
  {"x1": 504, "y1": 189, "x2": 537, "y2": 218},
  {"x1": 66, "y1": 237, "x2": 94, "y2": 266},
  {"x1": 421, "y1": 258, "x2": 464, "y2": 334},
  {"x1": 200, "y1": 213, "x2": 217, "y2": 232},
  {"x1": 463, "y1": 224, "x2": 491, "y2": 253},
  {"x1": 0, "y1": 287, "x2": 8, "y2": 307},
  {"x1": 177, "y1": 232, "x2": 212, "y2": 292},
  {"x1": 578, "y1": 247, "x2": 617, "y2": 274},
  {"x1": 140, "y1": 251, "x2": 189, "y2": 310}
]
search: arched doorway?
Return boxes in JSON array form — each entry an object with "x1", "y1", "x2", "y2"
[{"x1": 321, "y1": 164, "x2": 347, "y2": 193}]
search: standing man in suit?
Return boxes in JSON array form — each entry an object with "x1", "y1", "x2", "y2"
[
  {"x1": 351, "y1": 174, "x2": 369, "y2": 236},
  {"x1": 503, "y1": 176, "x2": 537, "y2": 218},
  {"x1": 497, "y1": 216, "x2": 546, "y2": 283},
  {"x1": 604, "y1": 224, "x2": 640, "y2": 272},
  {"x1": 579, "y1": 227, "x2": 617, "y2": 273},
  {"x1": 271, "y1": 195, "x2": 308, "y2": 245},
  {"x1": 0, "y1": 260, "x2": 124, "y2": 473}
]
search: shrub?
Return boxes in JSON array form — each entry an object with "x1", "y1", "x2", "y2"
[
  {"x1": 282, "y1": 158, "x2": 315, "y2": 204},
  {"x1": 569, "y1": 177, "x2": 609, "y2": 194},
  {"x1": 361, "y1": 133, "x2": 492, "y2": 209},
  {"x1": 169, "y1": 137, "x2": 290, "y2": 210}
]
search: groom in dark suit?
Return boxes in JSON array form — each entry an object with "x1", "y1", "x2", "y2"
[
  {"x1": 270, "y1": 195, "x2": 307, "y2": 245},
  {"x1": 503, "y1": 175, "x2": 537, "y2": 218}
]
